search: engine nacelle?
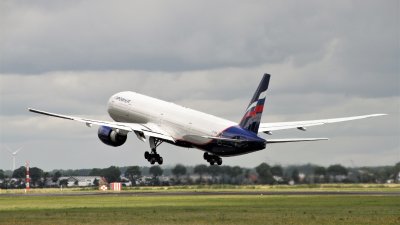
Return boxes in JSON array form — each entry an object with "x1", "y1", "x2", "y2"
[{"x1": 98, "y1": 126, "x2": 127, "y2": 147}]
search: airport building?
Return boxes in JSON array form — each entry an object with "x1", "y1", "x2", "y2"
[{"x1": 58, "y1": 176, "x2": 101, "y2": 187}]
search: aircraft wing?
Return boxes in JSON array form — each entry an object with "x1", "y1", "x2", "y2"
[
  {"x1": 259, "y1": 114, "x2": 386, "y2": 134},
  {"x1": 28, "y1": 108, "x2": 175, "y2": 142}
]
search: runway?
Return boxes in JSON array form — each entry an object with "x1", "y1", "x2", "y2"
[{"x1": 2, "y1": 191, "x2": 400, "y2": 197}]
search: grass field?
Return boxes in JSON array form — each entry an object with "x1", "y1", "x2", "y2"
[{"x1": 0, "y1": 193, "x2": 399, "y2": 225}]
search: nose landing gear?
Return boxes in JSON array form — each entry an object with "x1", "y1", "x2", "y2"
[{"x1": 203, "y1": 152, "x2": 222, "y2": 165}]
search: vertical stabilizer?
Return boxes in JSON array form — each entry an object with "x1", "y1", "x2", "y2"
[{"x1": 239, "y1": 74, "x2": 270, "y2": 133}]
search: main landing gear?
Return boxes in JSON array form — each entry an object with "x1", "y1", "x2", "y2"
[
  {"x1": 144, "y1": 137, "x2": 163, "y2": 165},
  {"x1": 203, "y1": 152, "x2": 222, "y2": 165}
]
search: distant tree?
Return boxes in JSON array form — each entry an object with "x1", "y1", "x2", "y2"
[
  {"x1": 59, "y1": 179, "x2": 68, "y2": 187},
  {"x1": 327, "y1": 164, "x2": 348, "y2": 182},
  {"x1": 394, "y1": 162, "x2": 400, "y2": 183},
  {"x1": 194, "y1": 164, "x2": 208, "y2": 184},
  {"x1": 291, "y1": 169, "x2": 300, "y2": 183},
  {"x1": 0, "y1": 170, "x2": 6, "y2": 189},
  {"x1": 375, "y1": 167, "x2": 393, "y2": 183},
  {"x1": 52, "y1": 171, "x2": 62, "y2": 183},
  {"x1": 358, "y1": 169, "x2": 376, "y2": 183},
  {"x1": 243, "y1": 169, "x2": 252, "y2": 182},
  {"x1": 101, "y1": 166, "x2": 121, "y2": 183},
  {"x1": 93, "y1": 178, "x2": 99, "y2": 187},
  {"x1": 314, "y1": 166, "x2": 326, "y2": 176},
  {"x1": 12, "y1": 166, "x2": 25, "y2": 179},
  {"x1": 30, "y1": 167, "x2": 44, "y2": 186},
  {"x1": 271, "y1": 165, "x2": 283, "y2": 177},
  {"x1": 207, "y1": 165, "x2": 221, "y2": 184},
  {"x1": 125, "y1": 166, "x2": 142, "y2": 186},
  {"x1": 327, "y1": 164, "x2": 348, "y2": 178},
  {"x1": 230, "y1": 166, "x2": 243, "y2": 184},
  {"x1": 89, "y1": 168, "x2": 103, "y2": 176},
  {"x1": 220, "y1": 166, "x2": 233, "y2": 184},
  {"x1": 256, "y1": 163, "x2": 273, "y2": 184},
  {"x1": 149, "y1": 166, "x2": 163, "y2": 179},
  {"x1": 42, "y1": 172, "x2": 50, "y2": 187},
  {"x1": 172, "y1": 164, "x2": 187, "y2": 184},
  {"x1": 149, "y1": 166, "x2": 163, "y2": 185},
  {"x1": 314, "y1": 166, "x2": 327, "y2": 183}
]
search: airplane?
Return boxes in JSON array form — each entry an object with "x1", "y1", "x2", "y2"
[{"x1": 28, "y1": 74, "x2": 386, "y2": 165}]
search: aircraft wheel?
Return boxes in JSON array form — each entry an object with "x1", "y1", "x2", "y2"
[
  {"x1": 209, "y1": 160, "x2": 215, "y2": 165},
  {"x1": 157, "y1": 157, "x2": 163, "y2": 165},
  {"x1": 144, "y1": 151, "x2": 150, "y2": 160},
  {"x1": 203, "y1": 152, "x2": 209, "y2": 160},
  {"x1": 150, "y1": 157, "x2": 156, "y2": 165},
  {"x1": 217, "y1": 157, "x2": 222, "y2": 165}
]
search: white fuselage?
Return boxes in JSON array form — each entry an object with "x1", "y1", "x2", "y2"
[{"x1": 107, "y1": 91, "x2": 237, "y2": 142}]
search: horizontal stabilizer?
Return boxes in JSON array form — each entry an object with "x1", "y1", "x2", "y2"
[{"x1": 267, "y1": 138, "x2": 328, "y2": 144}]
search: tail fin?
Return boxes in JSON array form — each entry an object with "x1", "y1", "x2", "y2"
[{"x1": 239, "y1": 74, "x2": 270, "y2": 133}]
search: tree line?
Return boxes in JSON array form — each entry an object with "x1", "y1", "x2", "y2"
[{"x1": 1, "y1": 162, "x2": 399, "y2": 188}]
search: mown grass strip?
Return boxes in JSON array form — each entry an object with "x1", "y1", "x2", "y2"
[{"x1": 0, "y1": 195, "x2": 399, "y2": 225}]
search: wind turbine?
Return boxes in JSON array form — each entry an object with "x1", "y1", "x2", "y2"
[{"x1": 5, "y1": 146, "x2": 23, "y2": 171}]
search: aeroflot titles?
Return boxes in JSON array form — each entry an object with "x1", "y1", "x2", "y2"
[{"x1": 115, "y1": 96, "x2": 131, "y2": 104}]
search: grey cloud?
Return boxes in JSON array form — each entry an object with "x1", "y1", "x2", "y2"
[{"x1": 1, "y1": 1, "x2": 398, "y2": 76}]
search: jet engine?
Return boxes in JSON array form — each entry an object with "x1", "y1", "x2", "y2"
[{"x1": 97, "y1": 126, "x2": 127, "y2": 147}]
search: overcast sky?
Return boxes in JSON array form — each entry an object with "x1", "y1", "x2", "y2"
[{"x1": 0, "y1": 0, "x2": 399, "y2": 171}]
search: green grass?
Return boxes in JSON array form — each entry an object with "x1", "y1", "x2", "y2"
[{"x1": 0, "y1": 194, "x2": 399, "y2": 225}]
